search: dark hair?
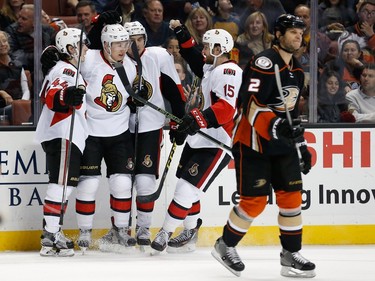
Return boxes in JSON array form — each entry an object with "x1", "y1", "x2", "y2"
[{"x1": 76, "y1": 0, "x2": 96, "y2": 12}]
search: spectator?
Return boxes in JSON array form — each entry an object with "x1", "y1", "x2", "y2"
[
  {"x1": 68, "y1": 0, "x2": 112, "y2": 13},
  {"x1": 0, "y1": 30, "x2": 30, "y2": 124},
  {"x1": 346, "y1": 0, "x2": 375, "y2": 52},
  {"x1": 139, "y1": 0, "x2": 174, "y2": 46},
  {"x1": 294, "y1": 4, "x2": 335, "y2": 66},
  {"x1": 326, "y1": 38, "x2": 373, "y2": 92},
  {"x1": 41, "y1": 10, "x2": 68, "y2": 32},
  {"x1": 164, "y1": 35, "x2": 182, "y2": 61},
  {"x1": 75, "y1": 0, "x2": 98, "y2": 34},
  {"x1": 0, "y1": 0, "x2": 24, "y2": 30},
  {"x1": 279, "y1": 0, "x2": 308, "y2": 14},
  {"x1": 103, "y1": 0, "x2": 143, "y2": 24},
  {"x1": 174, "y1": 57, "x2": 193, "y2": 89},
  {"x1": 236, "y1": 11, "x2": 273, "y2": 56},
  {"x1": 5, "y1": 4, "x2": 55, "y2": 72},
  {"x1": 317, "y1": 70, "x2": 353, "y2": 123},
  {"x1": 238, "y1": 0, "x2": 286, "y2": 33},
  {"x1": 346, "y1": 63, "x2": 375, "y2": 122},
  {"x1": 184, "y1": 6, "x2": 213, "y2": 50},
  {"x1": 318, "y1": 0, "x2": 357, "y2": 30},
  {"x1": 211, "y1": 0, "x2": 240, "y2": 41}
]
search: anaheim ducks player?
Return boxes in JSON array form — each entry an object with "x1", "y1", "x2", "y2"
[
  {"x1": 212, "y1": 14, "x2": 315, "y2": 278},
  {"x1": 150, "y1": 22, "x2": 243, "y2": 253},
  {"x1": 36, "y1": 28, "x2": 88, "y2": 257},
  {"x1": 72, "y1": 24, "x2": 138, "y2": 252}
]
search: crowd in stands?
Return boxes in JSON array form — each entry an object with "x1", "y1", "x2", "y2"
[{"x1": 0, "y1": 0, "x2": 374, "y2": 125}]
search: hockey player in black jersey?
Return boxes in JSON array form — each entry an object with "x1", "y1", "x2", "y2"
[{"x1": 211, "y1": 14, "x2": 315, "y2": 278}]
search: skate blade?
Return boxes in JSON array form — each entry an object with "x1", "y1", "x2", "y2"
[
  {"x1": 211, "y1": 249, "x2": 241, "y2": 277},
  {"x1": 40, "y1": 247, "x2": 74, "y2": 257},
  {"x1": 281, "y1": 266, "x2": 316, "y2": 278},
  {"x1": 166, "y1": 243, "x2": 196, "y2": 254},
  {"x1": 150, "y1": 248, "x2": 164, "y2": 256},
  {"x1": 138, "y1": 245, "x2": 152, "y2": 254}
]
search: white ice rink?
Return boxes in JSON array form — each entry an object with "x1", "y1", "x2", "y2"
[{"x1": 0, "y1": 245, "x2": 374, "y2": 281}]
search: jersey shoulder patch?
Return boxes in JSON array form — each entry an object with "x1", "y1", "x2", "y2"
[{"x1": 254, "y1": 56, "x2": 273, "y2": 70}]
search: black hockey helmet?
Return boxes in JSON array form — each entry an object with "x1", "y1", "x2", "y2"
[{"x1": 274, "y1": 14, "x2": 306, "y2": 37}]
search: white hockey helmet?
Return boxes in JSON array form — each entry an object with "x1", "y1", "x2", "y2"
[
  {"x1": 124, "y1": 21, "x2": 148, "y2": 44},
  {"x1": 202, "y1": 29, "x2": 234, "y2": 57},
  {"x1": 55, "y1": 27, "x2": 88, "y2": 55},
  {"x1": 101, "y1": 24, "x2": 130, "y2": 47}
]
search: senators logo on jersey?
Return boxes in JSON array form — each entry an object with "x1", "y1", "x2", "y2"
[
  {"x1": 132, "y1": 75, "x2": 152, "y2": 100},
  {"x1": 94, "y1": 74, "x2": 123, "y2": 112}
]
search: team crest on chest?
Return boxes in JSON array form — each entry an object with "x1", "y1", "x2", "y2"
[
  {"x1": 142, "y1": 155, "x2": 153, "y2": 168},
  {"x1": 132, "y1": 75, "x2": 152, "y2": 99},
  {"x1": 188, "y1": 163, "x2": 199, "y2": 176},
  {"x1": 270, "y1": 86, "x2": 299, "y2": 113},
  {"x1": 94, "y1": 74, "x2": 123, "y2": 112}
]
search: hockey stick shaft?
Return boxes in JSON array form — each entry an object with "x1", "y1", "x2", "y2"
[
  {"x1": 274, "y1": 64, "x2": 303, "y2": 167},
  {"x1": 114, "y1": 62, "x2": 232, "y2": 154},
  {"x1": 59, "y1": 25, "x2": 85, "y2": 226},
  {"x1": 137, "y1": 141, "x2": 177, "y2": 203}
]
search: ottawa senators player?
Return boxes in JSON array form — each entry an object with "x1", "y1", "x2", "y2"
[
  {"x1": 36, "y1": 28, "x2": 88, "y2": 257},
  {"x1": 150, "y1": 21, "x2": 243, "y2": 254},
  {"x1": 211, "y1": 14, "x2": 315, "y2": 278}
]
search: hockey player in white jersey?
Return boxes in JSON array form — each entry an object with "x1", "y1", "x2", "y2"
[
  {"x1": 120, "y1": 21, "x2": 187, "y2": 247},
  {"x1": 73, "y1": 23, "x2": 138, "y2": 252},
  {"x1": 150, "y1": 22, "x2": 243, "y2": 253},
  {"x1": 36, "y1": 28, "x2": 88, "y2": 257}
]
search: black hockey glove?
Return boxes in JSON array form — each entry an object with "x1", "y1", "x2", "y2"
[
  {"x1": 295, "y1": 136, "x2": 312, "y2": 175},
  {"x1": 270, "y1": 117, "x2": 304, "y2": 140},
  {"x1": 174, "y1": 25, "x2": 194, "y2": 47},
  {"x1": 177, "y1": 108, "x2": 208, "y2": 135},
  {"x1": 41, "y1": 45, "x2": 61, "y2": 76},
  {"x1": 92, "y1": 10, "x2": 121, "y2": 26},
  {"x1": 133, "y1": 87, "x2": 148, "y2": 107},
  {"x1": 61, "y1": 86, "x2": 85, "y2": 106},
  {"x1": 169, "y1": 121, "x2": 187, "y2": 145}
]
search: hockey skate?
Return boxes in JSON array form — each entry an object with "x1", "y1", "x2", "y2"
[
  {"x1": 150, "y1": 228, "x2": 172, "y2": 254},
  {"x1": 40, "y1": 229, "x2": 74, "y2": 257},
  {"x1": 167, "y1": 218, "x2": 202, "y2": 253},
  {"x1": 77, "y1": 229, "x2": 92, "y2": 254},
  {"x1": 211, "y1": 237, "x2": 245, "y2": 277},
  {"x1": 280, "y1": 248, "x2": 316, "y2": 278},
  {"x1": 98, "y1": 227, "x2": 118, "y2": 252}
]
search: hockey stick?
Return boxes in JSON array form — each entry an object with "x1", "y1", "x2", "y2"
[
  {"x1": 114, "y1": 62, "x2": 232, "y2": 154},
  {"x1": 59, "y1": 25, "x2": 84, "y2": 226},
  {"x1": 137, "y1": 140, "x2": 177, "y2": 203},
  {"x1": 274, "y1": 64, "x2": 304, "y2": 169},
  {"x1": 136, "y1": 77, "x2": 201, "y2": 203}
]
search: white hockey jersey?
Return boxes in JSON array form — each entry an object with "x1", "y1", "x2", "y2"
[
  {"x1": 128, "y1": 48, "x2": 164, "y2": 133},
  {"x1": 80, "y1": 49, "x2": 137, "y2": 137},
  {"x1": 129, "y1": 46, "x2": 184, "y2": 133},
  {"x1": 187, "y1": 61, "x2": 243, "y2": 149},
  {"x1": 35, "y1": 60, "x2": 88, "y2": 153}
]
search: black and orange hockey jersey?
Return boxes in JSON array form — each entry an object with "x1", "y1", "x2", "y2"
[{"x1": 234, "y1": 46, "x2": 305, "y2": 155}]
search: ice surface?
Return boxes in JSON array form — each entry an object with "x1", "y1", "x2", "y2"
[{"x1": 1, "y1": 245, "x2": 375, "y2": 281}]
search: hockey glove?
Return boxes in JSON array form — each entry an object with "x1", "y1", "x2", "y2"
[
  {"x1": 270, "y1": 117, "x2": 304, "y2": 140},
  {"x1": 133, "y1": 87, "x2": 148, "y2": 107},
  {"x1": 169, "y1": 121, "x2": 187, "y2": 145},
  {"x1": 92, "y1": 10, "x2": 121, "y2": 26},
  {"x1": 61, "y1": 86, "x2": 85, "y2": 106},
  {"x1": 174, "y1": 25, "x2": 195, "y2": 48},
  {"x1": 40, "y1": 45, "x2": 60, "y2": 76},
  {"x1": 295, "y1": 136, "x2": 311, "y2": 175},
  {"x1": 177, "y1": 108, "x2": 208, "y2": 135}
]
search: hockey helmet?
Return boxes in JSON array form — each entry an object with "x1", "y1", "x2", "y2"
[
  {"x1": 202, "y1": 29, "x2": 234, "y2": 57},
  {"x1": 124, "y1": 21, "x2": 148, "y2": 44},
  {"x1": 55, "y1": 27, "x2": 88, "y2": 55},
  {"x1": 274, "y1": 14, "x2": 306, "y2": 37},
  {"x1": 101, "y1": 24, "x2": 130, "y2": 47}
]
